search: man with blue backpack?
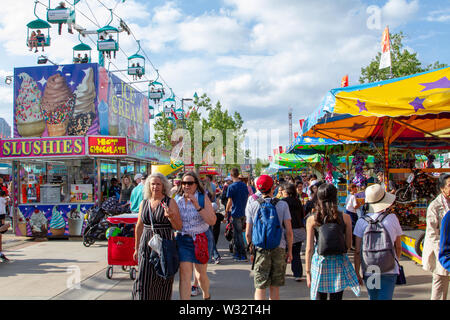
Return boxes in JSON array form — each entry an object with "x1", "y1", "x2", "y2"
[{"x1": 245, "y1": 175, "x2": 293, "y2": 300}]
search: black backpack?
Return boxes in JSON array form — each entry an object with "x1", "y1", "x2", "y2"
[{"x1": 315, "y1": 215, "x2": 347, "y2": 256}]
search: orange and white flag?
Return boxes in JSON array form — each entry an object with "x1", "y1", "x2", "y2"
[
  {"x1": 379, "y1": 26, "x2": 391, "y2": 70},
  {"x1": 341, "y1": 75, "x2": 349, "y2": 87}
]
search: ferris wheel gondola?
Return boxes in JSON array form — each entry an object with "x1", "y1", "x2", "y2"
[
  {"x1": 46, "y1": 0, "x2": 76, "y2": 35},
  {"x1": 128, "y1": 40, "x2": 145, "y2": 80},
  {"x1": 148, "y1": 70, "x2": 165, "y2": 103},
  {"x1": 27, "y1": 1, "x2": 51, "y2": 52},
  {"x1": 97, "y1": 9, "x2": 119, "y2": 59},
  {"x1": 73, "y1": 34, "x2": 91, "y2": 63}
]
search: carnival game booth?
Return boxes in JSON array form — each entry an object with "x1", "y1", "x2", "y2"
[
  {"x1": 285, "y1": 135, "x2": 369, "y2": 207},
  {"x1": 6, "y1": 62, "x2": 170, "y2": 239},
  {"x1": 301, "y1": 66, "x2": 450, "y2": 264},
  {"x1": 262, "y1": 162, "x2": 292, "y2": 175}
]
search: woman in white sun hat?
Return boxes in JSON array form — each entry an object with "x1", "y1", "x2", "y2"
[{"x1": 353, "y1": 184, "x2": 403, "y2": 300}]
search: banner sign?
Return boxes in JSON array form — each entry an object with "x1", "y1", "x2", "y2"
[
  {"x1": 98, "y1": 68, "x2": 150, "y2": 143},
  {"x1": 0, "y1": 137, "x2": 86, "y2": 158},
  {"x1": 14, "y1": 63, "x2": 99, "y2": 138},
  {"x1": 184, "y1": 165, "x2": 219, "y2": 175},
  {"x1": 87, "y1": 136, "x2": 127, "y2": 156},
  {"x1": 128, "y1": 139, "x2": 170, "y2": 163}
]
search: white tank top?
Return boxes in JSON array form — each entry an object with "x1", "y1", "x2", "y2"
[{"x1": 175, "y1": 191, "x2": 209, "y2": 238}]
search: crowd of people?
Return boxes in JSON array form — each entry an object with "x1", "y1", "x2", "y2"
[
  {"x1": 126, "y1": 169, "x2": 450, "y2": 301},
  {"x1": 2, "y1": 168, "x2": 448, "y2": 301}
]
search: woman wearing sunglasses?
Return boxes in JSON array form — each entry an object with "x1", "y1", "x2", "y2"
[{"x1": 175, "y1": 171, "x2": 217, "y2": 300}]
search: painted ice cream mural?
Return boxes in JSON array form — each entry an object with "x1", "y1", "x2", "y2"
[
  {"x1": 49, "y1": 206, "x2": 66, "y2": 236},
  {"x1": 68, "y1": 67, "x2": 96, "y2": 136},
  {"x1": 41, "y1": 73, "x2": 76, "y2": 136},
  {"x1": 13, "y1": 63, "x2": 99, "y2": 138},
  {"x1": 15, "y1": 72, "x2": 46, "y2": 137},
  {"x1": 15, "y1": 204, "x2": 94, "y2": 237},
  {"x1": 14, "y1": 63, "x2": 149, "y2": 143}
]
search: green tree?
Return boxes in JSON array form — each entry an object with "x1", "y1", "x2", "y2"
[
  {"x1": 154, "y1": 93, "x2": 246, "y2": 170},
  {"x1": 153, "y1": 112, "x2": 175, "y2": 150},
  {"x1": 359, "y1": 31, "x2": 447, "y2": 83}
]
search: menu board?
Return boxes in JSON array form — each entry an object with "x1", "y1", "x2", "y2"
[{"x1": 70, "y1": 184, "x2": 93, "y2": 203}]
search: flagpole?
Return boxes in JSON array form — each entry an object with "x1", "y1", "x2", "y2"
[{"x1": 388, "y1": 26, "x2": 393, "y2": 79}]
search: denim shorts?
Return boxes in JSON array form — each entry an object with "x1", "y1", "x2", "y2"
[{"x1": 176, "y1": 229, "x2": 212, "y2": 265}]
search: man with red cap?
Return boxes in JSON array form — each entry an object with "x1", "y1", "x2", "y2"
[{"x1": 245, "y1": 175, "x2": 293, "y2": 300}]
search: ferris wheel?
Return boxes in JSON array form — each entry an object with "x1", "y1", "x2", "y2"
[{"x1": 26, "y1": 0, "x2": 179, "y2": 122}]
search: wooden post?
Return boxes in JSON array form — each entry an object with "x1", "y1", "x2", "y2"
[
  {"x1": 383, "y1": 118, "x2": 394, "y2": 191},
  {"x1": 96, "y1": 158, "x2": 101, "y2": 205}
]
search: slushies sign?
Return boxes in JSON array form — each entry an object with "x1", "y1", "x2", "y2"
[{"x1": 0, "y1": 137, "x2": 85, "y2": 158}]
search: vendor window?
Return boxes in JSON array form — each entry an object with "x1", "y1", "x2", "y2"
[{"x1": 19, "y1": 159, "x2": 94, "y2": 204}]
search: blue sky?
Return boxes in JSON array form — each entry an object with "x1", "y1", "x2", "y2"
[{"x1": 0, "y1": 0, "x2": 449, "y2": 159}]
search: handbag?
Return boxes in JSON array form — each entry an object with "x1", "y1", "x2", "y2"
[
  {"x1": 224, "y1": 222, "x2": 233, "y2": 241},
  {"x1": 149, "y1": 238, "x2": 179, "y2": 279},
  {"x1": 396, "y1": 258, "x2": 406, "y2": 285},
  {"x1": 147, "y1": 199, "x2": 180, "y2": 279},
  {"x1": 193, "y1": 232, "x2": 209, "y2": 264}
]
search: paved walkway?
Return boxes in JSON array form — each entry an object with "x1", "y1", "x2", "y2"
[{"x1": 0, "y1": 225, "x2": 436, "y2": 300}]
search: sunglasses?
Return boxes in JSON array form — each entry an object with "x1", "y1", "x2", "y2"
[{"x1": 181, "y1": 181, "x2": 196, "y2": 186}]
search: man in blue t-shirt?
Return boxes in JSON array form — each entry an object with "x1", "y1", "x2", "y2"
[{"x1": 226, "y1": 168, "x2": 249, "y2": 261}]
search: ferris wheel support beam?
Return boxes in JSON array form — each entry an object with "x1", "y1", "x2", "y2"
[{"x1": 127, "y1": 80, "x2": 151, "y2": 84}]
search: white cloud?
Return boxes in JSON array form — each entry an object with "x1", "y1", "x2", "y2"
[
  {"x1": 178, "y1": 15, "x2": 247, "y2": 54},
  {"x1": 381, "y1": 0, "x2": 419, "y2": 27},
  {"x1": 426, "y1": 9, "x2": 450, "y2": 22}
]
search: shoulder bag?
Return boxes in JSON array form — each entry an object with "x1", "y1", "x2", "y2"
[{"x1": 147, "y1": 198, "x2": 180, "y2": 279}]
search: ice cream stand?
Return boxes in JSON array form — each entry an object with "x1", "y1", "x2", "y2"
[
  {"x1": 3, "y1": 62, "x2": 170, "y2": 239},
  {"x1": 301, "y1": 66, "x2": 450, "y2": 264}
]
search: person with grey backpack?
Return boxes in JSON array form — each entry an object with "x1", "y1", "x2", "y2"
[{"x1": 353, "y1": 184, "x2": 403, "y2": 300}]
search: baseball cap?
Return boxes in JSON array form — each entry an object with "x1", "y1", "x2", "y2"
[
  {"x1": 225, "y1": 176, "x2": 232, "y2": 182},
  {"x1": 134, "y1": 173, "x2": 143, "y2": 181},
  {"x1": 256, "y1": 175, "x2": 274, "y2": 193}
]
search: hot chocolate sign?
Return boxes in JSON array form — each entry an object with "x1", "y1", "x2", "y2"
[{"x1": 13, "y1": 64, "x2": 99, "y2": 138}]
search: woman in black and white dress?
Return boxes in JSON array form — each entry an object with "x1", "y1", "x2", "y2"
[{"x1": 132, "y1": 173, "x2": 182, "y2": 300}]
